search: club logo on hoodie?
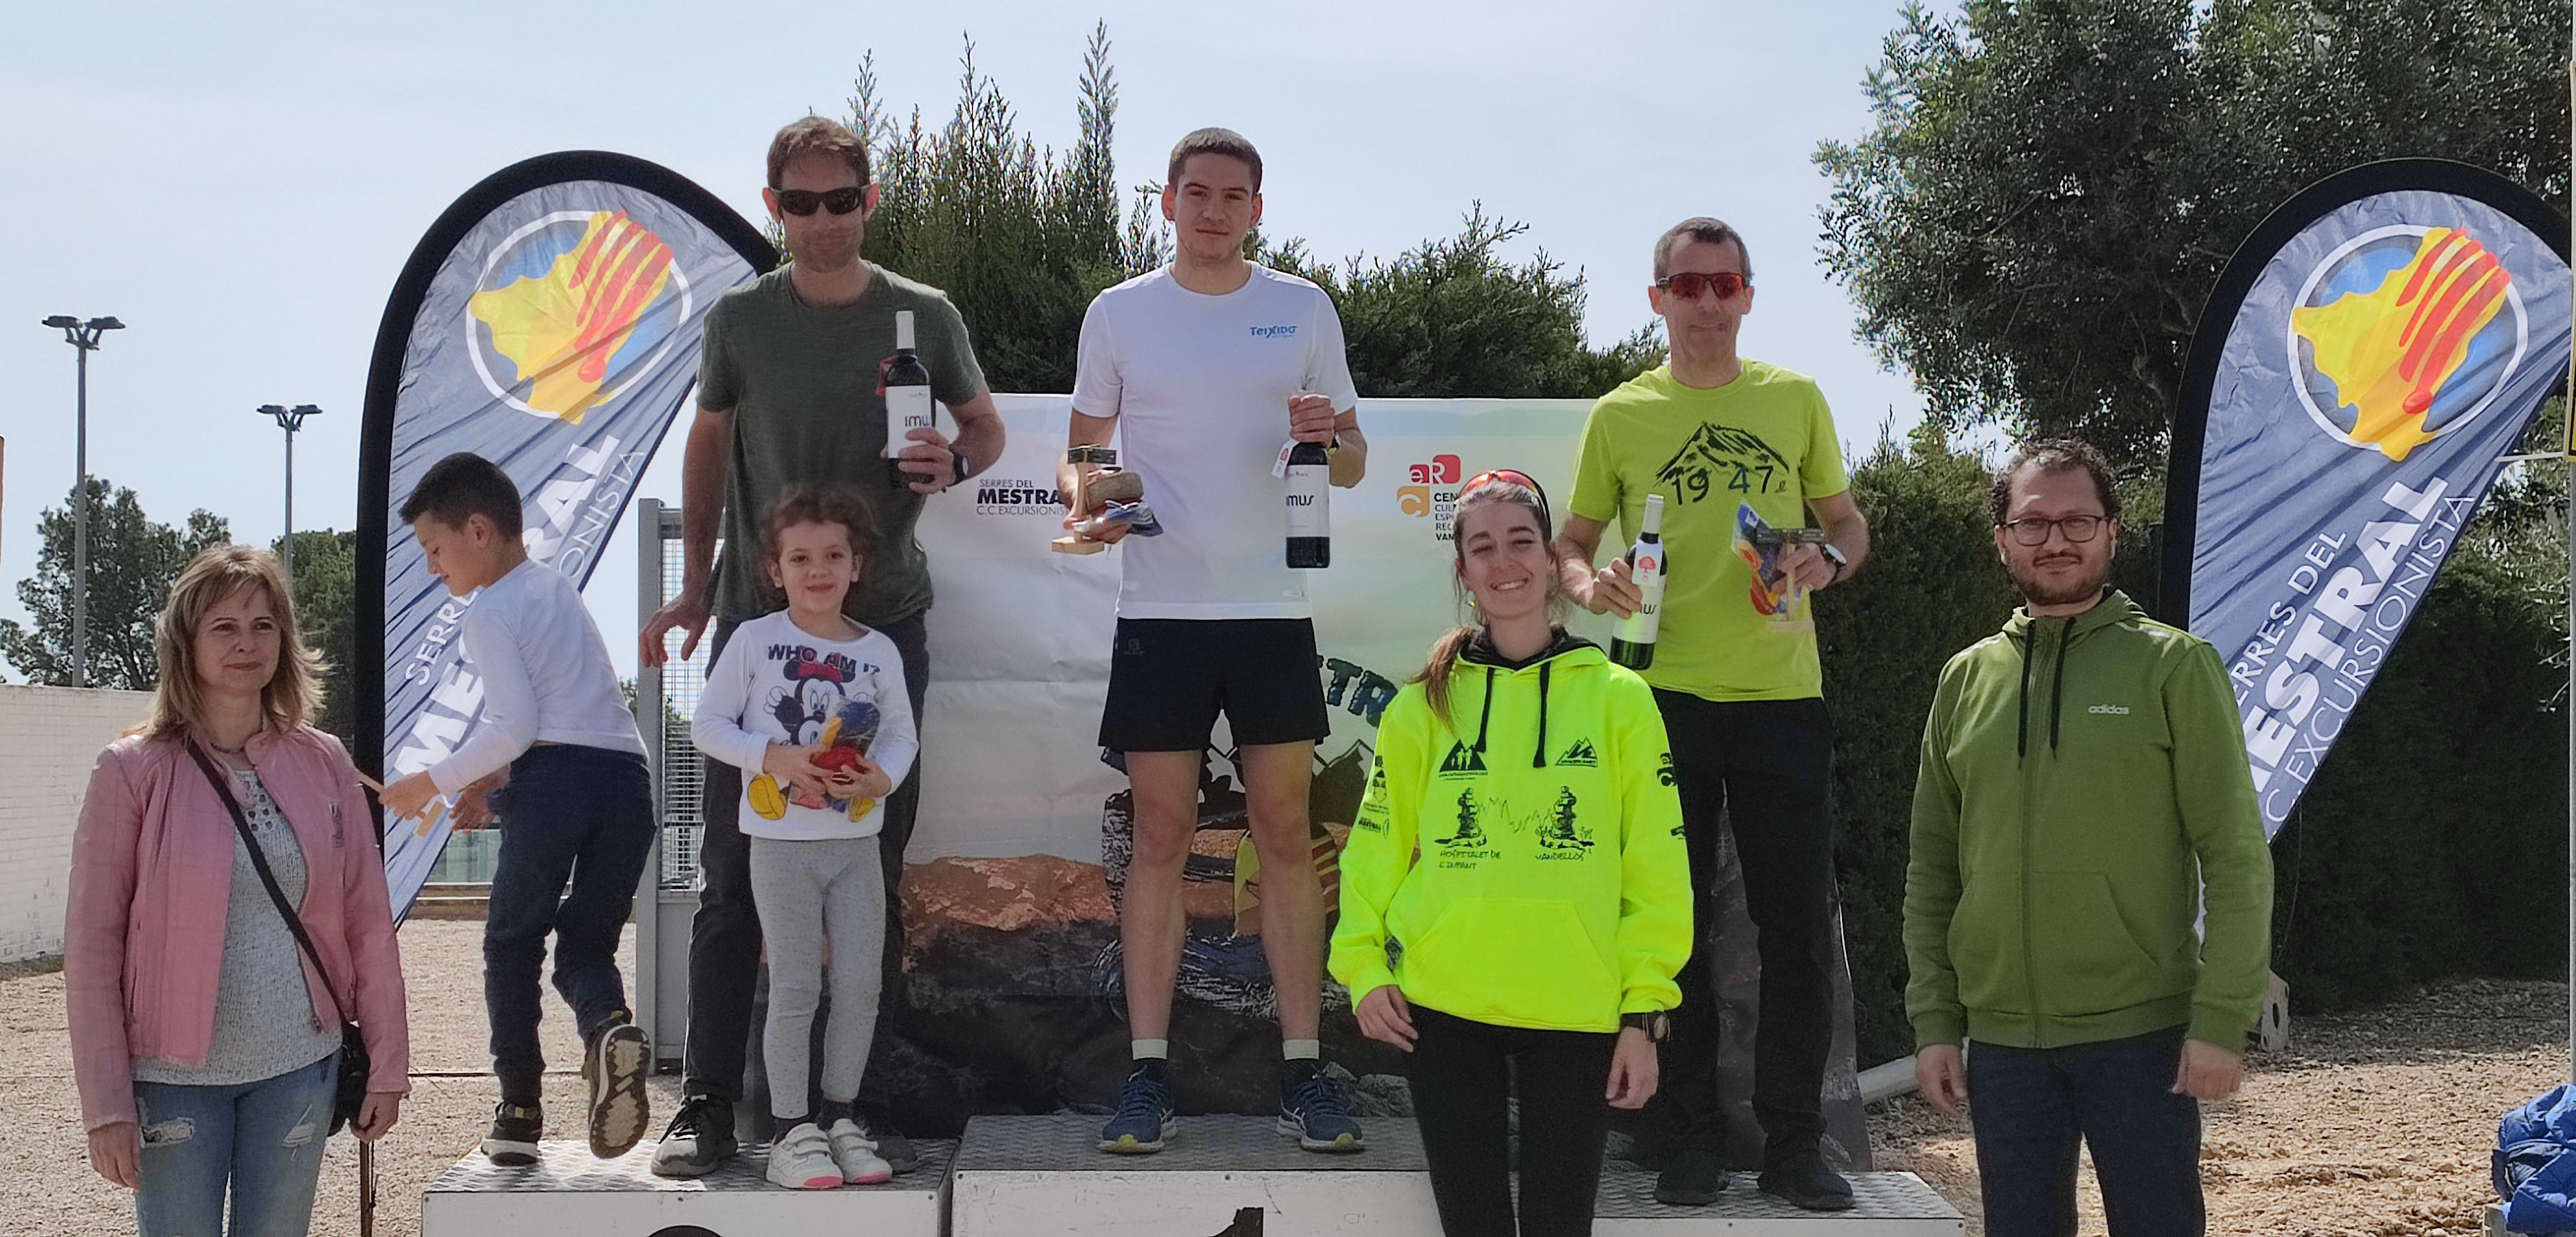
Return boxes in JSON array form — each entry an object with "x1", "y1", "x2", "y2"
[
  {"x1": 1555, "y1": 738, "x2": 1598, "y2": 768},
  {"x1": 1438, "y1": 741, "x2": 1488, "y2": 779}
]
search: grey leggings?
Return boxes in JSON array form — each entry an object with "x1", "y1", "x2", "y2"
[{"x1": 748, "y1": 834, "x2": 885, "y2": 1123}]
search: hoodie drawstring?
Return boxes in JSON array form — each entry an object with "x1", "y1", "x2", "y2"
[
  {"x1": 2048, "y1": 618, "x2": 2070, "y2": 753},
  {"x1": 1473, "y1": 667, "x2": 1496, "y2": 757},
  {"x1": 2016, "y1": 629, "x2": 2034, "y2": 762},
  {"x1": 1534, "y1": 662, "x2": 1552, "y2": 768}
]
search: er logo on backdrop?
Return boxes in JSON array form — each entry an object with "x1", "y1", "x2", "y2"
[
  {"x1": 1399, "y1": 453, "x2": 1463, "y2": 539},
  {"x1": 2290, "y1": 225, "x2": 2525, "y2": 463},
  {"x1": 467, "y1": 209, "x2": 693, "y2": 424}
]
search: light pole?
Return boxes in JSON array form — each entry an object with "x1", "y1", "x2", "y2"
[
  {"x1": 41, "y1": 315, "x2": 124, "y2": 689},
  {"x1": 256, "y1": 405, "x2": 321, "y2": 580}
]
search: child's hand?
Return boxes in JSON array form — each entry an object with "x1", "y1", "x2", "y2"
[
  {"x1": 450, "y1": 770, "x2": 508, "y2": 832},
  {"x1": 762, "y1": 743, "x2": 833, "y2": 801},
  {"x1": 381, "y1": 772, "x2": 442, "y2": 821},
  {"x1": 836, "y1": 755, "x2": 894, "y2": 803}
]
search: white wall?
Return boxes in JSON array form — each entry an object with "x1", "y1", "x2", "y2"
[{"x1": 0, "y1": 685, "x2": 150, "y2": 960}]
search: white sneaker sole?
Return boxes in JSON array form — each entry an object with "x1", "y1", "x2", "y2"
[
  {"x1": 483, "y1": 1137, "x2": 539, "y2": 1165},
  {"x1": 588, "y1": 1025, "x2": 651, "y2": 1158}
]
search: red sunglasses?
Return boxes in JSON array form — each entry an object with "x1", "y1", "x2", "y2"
[{"x1": 1655, "y1": 271, "x2": 1750, "y2": 301}]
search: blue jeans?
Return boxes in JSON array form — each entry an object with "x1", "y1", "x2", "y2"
[
  {"x1": 133, "y1": 1054, "x2": 338, "y2": 1237},
  {"x1": 486, "y1": 743, "x2": 656, "y2": 1096},
  {"x1": 1966, "y1": 1025, "x2": 2204, "y2": 1237}
]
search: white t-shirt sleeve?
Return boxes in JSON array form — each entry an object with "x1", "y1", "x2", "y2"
[
  {"x1": 1071, "y1": 292, "x2": 1122, "y2": 419},
  {"x1": 1305, "y1": 289, "x2": 1360, "y2": 413},
  {"x1": 428, "y1": 604, "x2": 538, "y2": 794},
  {"x1": 864, "y1": 633, "x2": 918, "y2": 789},
  {"x1": 690, "y1": 620, "x2": 774, "y2": 775}
]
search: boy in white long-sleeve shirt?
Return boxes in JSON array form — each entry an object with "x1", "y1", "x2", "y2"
[
  {"x1": 691, "y1": 487, "x2": 916, "y2": 1190},
  {"x1": 382, "y1": 452, "x2": 655, "y2": 1165}
]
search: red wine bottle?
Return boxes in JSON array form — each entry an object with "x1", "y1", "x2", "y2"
[
  {"x1": 884, "y1": 309, "x2": 933, "y2": 487},
  {"x1": 1285, "y1": 438, "x2": 1330, "y2": 568}
]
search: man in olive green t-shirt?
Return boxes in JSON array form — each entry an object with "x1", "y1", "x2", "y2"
[
  {"x1": 637, "y1": 116, "x2": 1006, "y2": 1179},
  {"x1": 1554, "y1": 218, "x2": 1870, "y2": 1212}
]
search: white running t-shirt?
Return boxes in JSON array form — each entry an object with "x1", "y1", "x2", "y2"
[{"x1": 1072, "y1": 265, "x2": 1360, "y2": 619}]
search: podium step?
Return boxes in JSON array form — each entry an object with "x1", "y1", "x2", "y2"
[
  {"x1": 950, "y1": 1114, "x2": 1962, "y2": 1235},
  {"x1": 422, "y1": 1137, "x2": 956, "y2": 1236}
]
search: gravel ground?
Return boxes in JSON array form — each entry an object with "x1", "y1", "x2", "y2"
[
  {"x1": 1872, "y1": 977, "x2": 2568, "y2": 1236},
  {"x1": 6, "y1": 923, "x2": 2563, "y2": 1236}
]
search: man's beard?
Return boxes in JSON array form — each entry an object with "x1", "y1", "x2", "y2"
[
  {"x1": 2009, "y1": 554, "x2": 2112, "y2": 609},
  {"x1": 790, "y1": 229, "x2": 861, "y2": 272}
]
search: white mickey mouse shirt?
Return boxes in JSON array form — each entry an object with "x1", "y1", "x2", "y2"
[{"x1": 692, "y1": 610, "x2": 917, "y2": 841}]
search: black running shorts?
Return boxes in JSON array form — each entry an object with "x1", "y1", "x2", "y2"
[{"x1": 1098, "y1": 618, "x2": 1330, "y2": 753}]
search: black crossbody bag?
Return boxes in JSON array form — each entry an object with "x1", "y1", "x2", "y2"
[{"x1": 186, "y1": 740, "x2": 372, "y2": 1135}]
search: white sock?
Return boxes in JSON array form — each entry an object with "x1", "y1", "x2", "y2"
[
  {"x1": 1282, "y1": 1039, "x2": 1321, "y2": 1061},
  {"x1": 1132, "y1": 1039, "x2": 1170, "y2": 1061}
]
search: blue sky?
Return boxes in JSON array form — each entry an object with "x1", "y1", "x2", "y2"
[{"x1": 0, "y1": 0, "x2": 1932, "y2": 681}]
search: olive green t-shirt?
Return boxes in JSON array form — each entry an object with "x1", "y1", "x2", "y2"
[
  {"x1": 1568, "y1": 360, "x2": 1849, "y2": 702},
  {"x1": 698, "y1": 263, "x2": 986, "y2": 625}
]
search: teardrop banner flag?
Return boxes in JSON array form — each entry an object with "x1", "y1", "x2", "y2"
[
  {"x1": 357, "y1": 152, "x2": 774, "y2": 918},
  {"x1": 2162, "y1": 160, "x2": 2569, "y2": 837}
]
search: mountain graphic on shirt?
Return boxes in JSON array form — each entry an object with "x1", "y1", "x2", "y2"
[
  {"x1": 1438, "y1": 741, "x2": 1488, "y2": 777},
  {"x1": 1654, "y1": 423, "x2": 1795, "y2": 503},
  {"x1": 1556, "y1": 738, "x2": 1598, "y2": 767}
]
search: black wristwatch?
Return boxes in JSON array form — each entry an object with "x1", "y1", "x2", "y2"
[
  {"x1": 1622, "y1": 1011, "x2": 1671, "y2": 1042},
  {"x1": 948, "y1": 446, "x2": 973, "y2": 490}
]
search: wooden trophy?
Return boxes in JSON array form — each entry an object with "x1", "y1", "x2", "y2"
[{"x1": 1053, "y1": 444, "x2": 1144, "y2": 554}]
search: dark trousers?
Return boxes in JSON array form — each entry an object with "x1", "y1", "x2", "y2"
[
  {"x1": 485, "y1": 744, "x2": 657, "y2": 1097},
  {"x1": 685, "y1": 612, "x2": 929, "y2": 1117},
  {"x1": 1408, "y1": 1006, "x2": 1617, "y2": 1237},
  {"x1": 1649, "y1": 692, "x2": 1836, "y2": 1163},
  {"x1": 1967, "y1": 1026, "x2": 2205, "y2": 1237}
]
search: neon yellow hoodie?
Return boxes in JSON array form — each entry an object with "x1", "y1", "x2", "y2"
[{"x1": 1330, "y1": 632, "x2": 1693, "y2": 1032}]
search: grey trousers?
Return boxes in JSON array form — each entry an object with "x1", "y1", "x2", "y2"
[{"x1": 748, "y1": 834, "x2": 885, "y2": 1123}]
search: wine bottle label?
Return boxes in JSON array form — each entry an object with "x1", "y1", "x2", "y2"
[
  {"x1": 1285, "y1": 465, "x2": 1329, "y2": 539},
  {"x1": 1616, "y1": 545, "x2": 1665, "y2": 645},
  {"x1": 885, "y1": 385, "x2": 934, "y2": 453}
]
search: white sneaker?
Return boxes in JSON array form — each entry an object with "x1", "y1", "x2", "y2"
[
  {"x1": 826, "y1": 1118, "x2": 894, "y2": 1185},
  {"x1": 765, "y1": 1122, "x2": 842, "y2": 1190}
]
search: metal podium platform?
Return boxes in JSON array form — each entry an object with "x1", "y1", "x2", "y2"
[
  {"x1": 950, "y1": 1114, "x2": 1963, "y2": 1236},
  {"x1": 422, "y1": 1138, "x2": 956, "y2": 1236}
]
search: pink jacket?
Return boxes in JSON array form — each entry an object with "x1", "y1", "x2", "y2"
[{"x1": 65, "y1": 726, "x2": 410, "y2": 1133}]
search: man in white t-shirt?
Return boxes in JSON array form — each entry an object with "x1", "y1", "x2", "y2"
[{"x1": 1060, "y1": 127, "x2": 1370, "y2": 1156}]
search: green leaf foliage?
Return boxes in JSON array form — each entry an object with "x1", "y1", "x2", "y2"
[
  {"x1": 278, "y1": 528, "x2": 358, "y2": 747},
  {"x1": 1, "y1": 478, "x2": 230, "y2": 690}
]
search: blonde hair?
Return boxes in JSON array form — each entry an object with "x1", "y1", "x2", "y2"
[
  {"x1": 1409, "y1": 474, "x2": 1565, "y2": 728},
  {"x1": 141, "y1": 546, "x2": 323, "y2": 740}
]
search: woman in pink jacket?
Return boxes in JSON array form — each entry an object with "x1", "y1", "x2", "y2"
[{"x1": 67, "y1": 546, "x2": 410, "y2": 1237}]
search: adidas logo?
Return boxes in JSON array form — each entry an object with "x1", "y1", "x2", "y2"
[
  {"x1": 1556, "y1": 738, "x2": 1598, "y2": 767},
  {"x1": 1438, "y1": 742, "x2": 1488, "y2": 777}
]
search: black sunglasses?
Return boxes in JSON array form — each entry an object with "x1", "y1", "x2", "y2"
[{"x1": 774, "y1": 186, "x2": 866, "y2": 217}]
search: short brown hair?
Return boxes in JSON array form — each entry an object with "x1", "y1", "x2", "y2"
[
  {"x1": 143, "y1": 546, "x2": 323, "y2": 740},
  {"x1": 1167, "y1": 128, "x2": 1261, "y2": 193},
  {"x1": 768, "y1": 116, "x2": 871, "y2": 189},
  {"x1": 1991, "y1": 438, "x2": 2123, "y2": 527},
  {"x1": 762, "y1": 487, "x2": 879, "y2": 580},
  {"x1": 400, "y1": 452, "x2": 523, "y2": 538},
  {"x1": 1652, "y1": 217, "x2": 1753, "y2": 282}
]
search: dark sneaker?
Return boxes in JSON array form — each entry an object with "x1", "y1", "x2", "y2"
[
  {"x1": 1653, "y1": 1144, "x2": 1731, "y2": 1205},
  {"x1": 1758, "y1": 1149, "x2": 1856, "y2": 1212},
  {"x1": 1276, "y1": 1061, "x2": 1365, "y2": 1152},
  {"x1": 649, "y1": 1094, "x2": 737, "y2": 1178},
  {"x1": 583, "y1": 1012, "x2": 652, "y2": 1159},
  {"x1": 852, "y1": 1110, "x2": 918, "y2": 1175},
  {"x1": 483, "y1": 1100, "x2": 542, "y2": 1166},
  {"x1": 1097, "y1": 1063, "x2": 1177, "y2": 1154}
]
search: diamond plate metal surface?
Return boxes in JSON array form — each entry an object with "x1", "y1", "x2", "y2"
[
  {"x1": 427, "y1": 1139, "x2": 956, "y2": 1194},
  {"x1": 1594, "y1": 1168, "x2": 1960, "y2": 1220},
  {"x1": 956, "y1": 1114, "x2": 1426, "y2": 1172}
]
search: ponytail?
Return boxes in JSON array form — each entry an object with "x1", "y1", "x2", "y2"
[{"x1": 1410, "y1": 625, "x2": 1479, "y2": 729}]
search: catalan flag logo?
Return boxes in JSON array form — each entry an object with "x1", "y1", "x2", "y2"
[
  {"x1": 466, "y1": 209, "x2": 687, "y2": 423},
  {"x1": 2291, "y1": 226, "x2": 2522, "y2": 462}
]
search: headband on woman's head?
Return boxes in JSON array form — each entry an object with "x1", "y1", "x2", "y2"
[{"x1": 1461, "y1": 468, "x2": 1551, "y2": 529}]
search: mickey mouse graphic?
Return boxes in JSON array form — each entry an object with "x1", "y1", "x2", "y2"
[{"x1": 746, "y1": 653, "x2": 884, "y2": 820}]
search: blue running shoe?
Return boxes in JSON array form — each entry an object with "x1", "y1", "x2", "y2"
[
  {"x1": 1098, "y1": 1063, "x2": 1177, "y2": 1154},
  {"x1": 1277, "y1": 1062, "x2": 1365, "y2": 1152}
]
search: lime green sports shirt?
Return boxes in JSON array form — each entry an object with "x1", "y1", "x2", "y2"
[{"x1": 1568, "y1": 360, "x2": 1849, "y2": 702}]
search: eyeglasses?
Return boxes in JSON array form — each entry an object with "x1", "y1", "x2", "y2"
[
  {"x1": 1655, "y1": 271, "x2": 1750, "y2": 301},
  {"x1": 774, "y1": 186, "x2": 866, "y2": 216},
  {"x1": 1999, "y1": 514, "x2": 2110, "y2": 546},
  {"x1": 1461, "y1": 469, "x2": 1552, "y2": 527}
]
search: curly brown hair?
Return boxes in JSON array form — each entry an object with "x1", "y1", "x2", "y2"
[{"x1": 761, "y1": 487, "x2": 879, "y2": 598}]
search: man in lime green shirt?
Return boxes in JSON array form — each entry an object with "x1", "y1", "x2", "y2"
[{"x1": 1553, "y1": 218, "x2": 1870, "y2": 1212}]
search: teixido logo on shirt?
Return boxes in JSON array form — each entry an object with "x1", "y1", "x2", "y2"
[
  {"x1": 1249, "y1": 325, "x2": 1298, "y2": 338},
  {"x1": 1399, "y1": 453, "x2": 1463, "y2": 540}
]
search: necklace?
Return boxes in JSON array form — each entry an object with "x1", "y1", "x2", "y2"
[{"x1": 203, "y1": 731, "x2": 255, "y2": 756}]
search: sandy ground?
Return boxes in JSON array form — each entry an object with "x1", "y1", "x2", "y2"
[{"x1": 5, "y1": 920, "x2": 2563, "y2": 1236}]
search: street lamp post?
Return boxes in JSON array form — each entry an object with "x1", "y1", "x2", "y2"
[
  {"x1": 256, "y1": 405, "x2": 322, "y2": 580},
  {"x1": 41, "y1": 315, "x2": 124, "y2": 689}
]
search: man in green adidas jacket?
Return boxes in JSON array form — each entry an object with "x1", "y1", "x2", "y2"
[{"x1": 1906, "y1": 439, "x2": 2271, "y2": 1237}]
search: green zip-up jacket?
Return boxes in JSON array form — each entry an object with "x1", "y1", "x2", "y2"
[
  {"x1": 1906, "y1": 590, "x2": 2273, "y2": 1051},
  {"x1": 1330, "y1": 632, "x2": 1693, "y2": 1033}
]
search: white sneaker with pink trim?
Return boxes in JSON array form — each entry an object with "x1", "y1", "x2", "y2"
[{"x1": 765, "y1": 1122, "x2": 842, "y2": 1190}]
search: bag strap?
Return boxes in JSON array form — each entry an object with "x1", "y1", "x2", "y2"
[{"x1": 184, "y1": 738, "x2": 353, "y2": 1025}]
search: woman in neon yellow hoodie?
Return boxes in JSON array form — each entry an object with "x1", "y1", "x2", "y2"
[{"x1": 1331, "y1": 470, "x2": 1694, "y2": 1237}]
